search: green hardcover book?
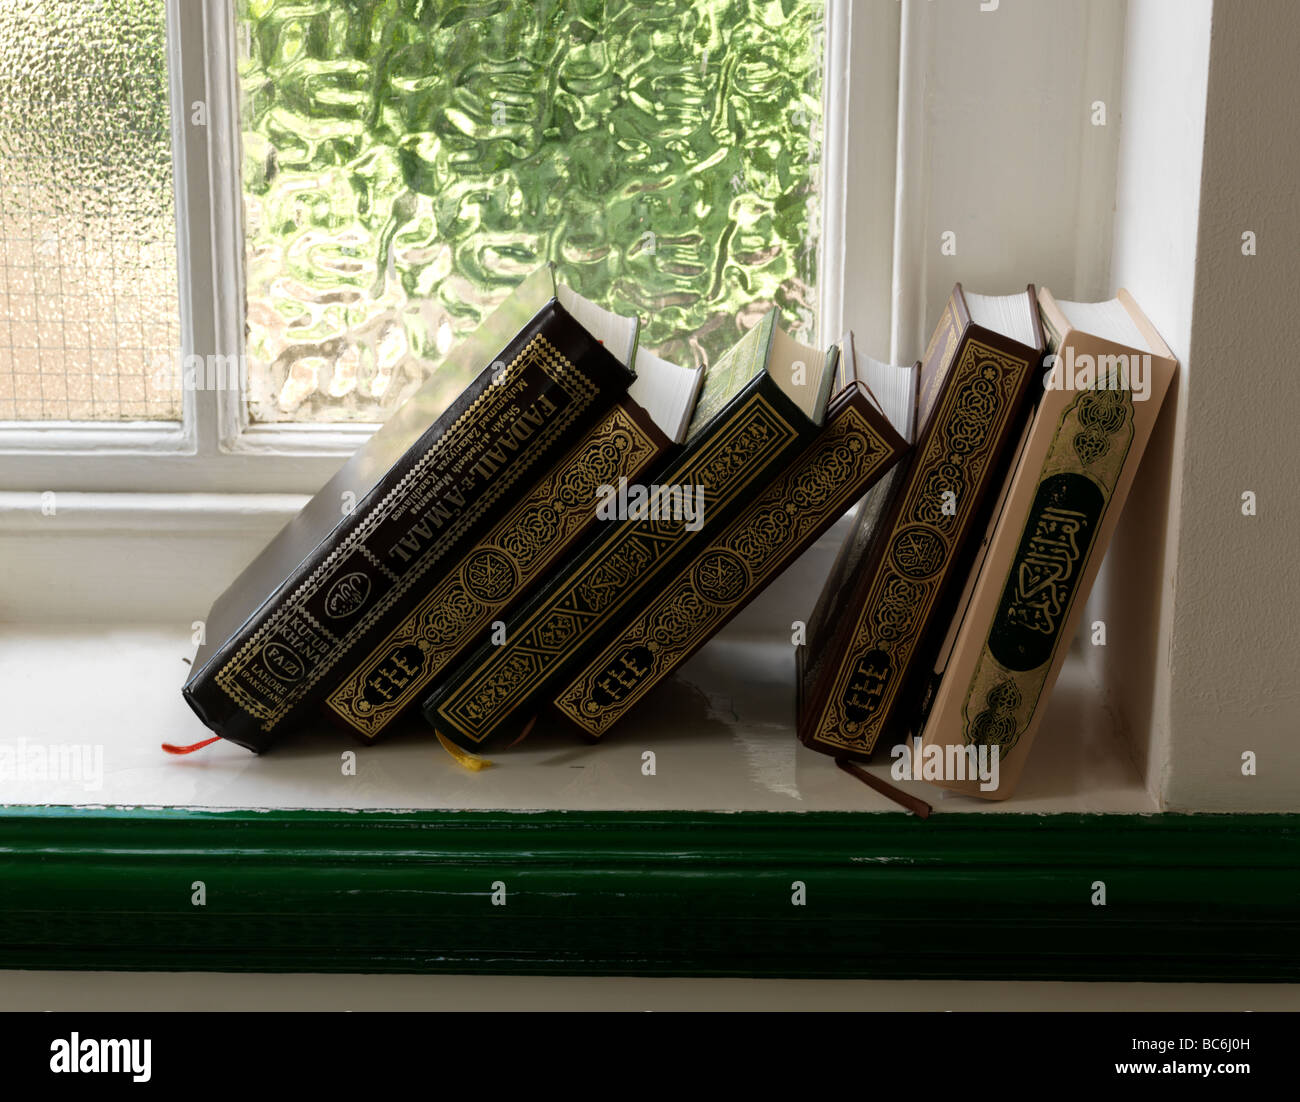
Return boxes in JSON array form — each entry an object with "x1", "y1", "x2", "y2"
[
  {"x1": 422, "y1": 310, "x2": 840, "y2": 751},
  {"x1": 551, "y1": 336, "x2": 916, "y2": 739}
]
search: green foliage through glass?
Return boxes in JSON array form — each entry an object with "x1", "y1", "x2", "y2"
[{"x1": 238, "y1": 0, "x2": 823, "y2": 422}]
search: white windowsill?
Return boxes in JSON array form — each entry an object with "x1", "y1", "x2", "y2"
[
  {"x1": 0, "y1": 490, "x2": 1155, "y2": 813},
  {"x1": 0, "y1": 621, "x2": 1154, "y2": 815}
]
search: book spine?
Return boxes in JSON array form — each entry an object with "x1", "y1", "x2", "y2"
[
  {"x1": 795, "y1": 296, "x2": 968, "y2": 752},
  {"x1": 923, "y1": 331, "x2": 1176, "y2": 798},
  {"x1": 324, "y1": 398, "x2": 675, "y2": 739},
  {"x1": 552, "y1": 388, "x2": 907, "y2": 737},
  {"x1": 184, "y1": 306, "x2": 632, "y2": 751},
  {"x1": 801, "y1": 315, "x2": 938, "y2": 677},
  {"x1": 423, "y1": 373, "x2": 817, "y2": 750},
  {"x1": 799, "y1": 311, "x2": 1041, "y2": 760}
]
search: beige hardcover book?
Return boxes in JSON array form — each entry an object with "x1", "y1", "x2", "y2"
[{"x1": 918, "y1": 288, "x2": 1177, "y2": 799}]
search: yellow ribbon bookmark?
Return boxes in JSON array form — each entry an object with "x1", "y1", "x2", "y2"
[{"x1": 435, "y1": 729, "x2": 494, "y2": 772}]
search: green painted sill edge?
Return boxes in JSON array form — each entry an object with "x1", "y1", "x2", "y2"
[{"x1": 0, "y1": 807, "x2": 1296, "y2": 980}]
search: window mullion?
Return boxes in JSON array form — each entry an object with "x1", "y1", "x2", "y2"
[
  {"x1": 821, "y1": 0, "x2": 900, "y2": 364},
  {"x1": 200, "y1": 0, "x2": 251, "y2": 454},
  {"x1": 166, "y1": 0, "x2": 214, "y2": 457}
]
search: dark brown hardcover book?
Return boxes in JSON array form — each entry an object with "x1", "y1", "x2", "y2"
[
  {"x1": 795, "y1": 359, "x2": 925, "y2": 724},
  {"x1": 551, "y1": 336, "x2": 916, "y2": 739},
  {"x1": 183, "y1": 267, "x2": 638, "y2": 752},
  {"x1": 797, "y1": 284, "x2": 1045, "y2": 761},
  {"x1": 422, "y1": 310, "x2": 841, "y2": 752},
  {"x1": 322, "y1": 351, "x2": 703, "y2": 740}
]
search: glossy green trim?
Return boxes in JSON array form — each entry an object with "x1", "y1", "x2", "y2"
[{"x1": 0, "y1": 807, "x2": 1296, "y2": 979}]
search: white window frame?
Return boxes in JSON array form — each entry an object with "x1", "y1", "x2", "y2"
[{"x1": 0, "y1": 0, "x2": 897, "y2": 496}]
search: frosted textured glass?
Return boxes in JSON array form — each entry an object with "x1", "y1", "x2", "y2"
[
  {"x1": 0, "y1": 0, "x2": 181, "y2": 421},
  {"x1": 238, "y1": 0, "x2": 823, "y2": 423}
]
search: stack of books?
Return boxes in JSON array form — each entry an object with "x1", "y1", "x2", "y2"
[{"x1": 182, "y1": 266, "x2": 1176, "y2": 800}]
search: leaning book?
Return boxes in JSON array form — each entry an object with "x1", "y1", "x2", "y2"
[
  {"x1": 918, "y1": 288, "x2": 1177, "y2": 799},
  {"x1": 797, "y1": 284, "x2": 1045, "y2": 761},
  {"x1": 423, "y1": 309, "x2": 840, "y2": 752},
  {"x1": 323, "y1": 348, "x2": 703, "y2": 740},
  {"x1": 551, "y1": 336, "x2": 915, "y2": 739},
  {"x1": 183, "y1": 266, "x2": 638, "y2": 752}
]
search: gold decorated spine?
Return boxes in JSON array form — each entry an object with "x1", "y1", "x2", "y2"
[
  {"x1": 553, "y1": 398, "x2": 902, "y2": 736},
  {"x1": 800, "y1": 288, "x2": 1044, "y2": 761},
  {"x1": 213, "y1": 332, "x2": 596, "y2": 730},
  {"x1": 325, "y1": 402, "x2": 667, "y2": 738},
  {"x1": 426, "y1": 381, "x2": 812, "y2": 749}
]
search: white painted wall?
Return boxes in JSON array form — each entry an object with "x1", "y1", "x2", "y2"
[
  {"x1": 1098, "y1": 0, "x2": 1300, "y2": 811},
  {"x1": 3, "y1": 971, "x2": 1296, "y2": 1012},
  {"x1": 890, "y1": 0, "x2": 1125, "y2": 363},
  {"x1": 1155, "y1": 0, "x2": 1297, "y2": 810},
  {"x1": 1088, "y1": 0, "x2": 1215, "y2": 805}
]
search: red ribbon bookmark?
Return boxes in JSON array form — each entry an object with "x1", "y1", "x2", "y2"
[{"x1": 161, "y1": 736, "x2": 221, "y2": 755}]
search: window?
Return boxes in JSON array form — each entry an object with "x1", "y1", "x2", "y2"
[
  {"x1": 0, "y1": 0, "x2": 181, "y2": 422},
  {"x1": 3, "y1": 0, "x2": 861, "y2": 495},
  {"x1": 237, "y1": 0, "x2": 824, "y2": 422}
]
